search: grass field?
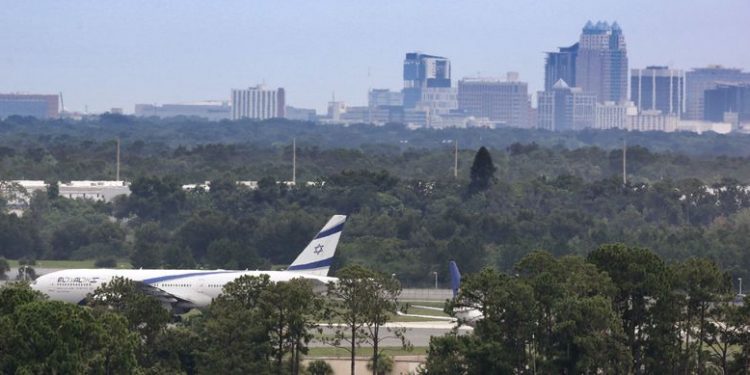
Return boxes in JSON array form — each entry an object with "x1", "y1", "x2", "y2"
[{"x1": 6, "y1": 259, "x2": 132, "y2": 269}]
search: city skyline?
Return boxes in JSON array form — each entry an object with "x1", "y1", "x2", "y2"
[{"x1": 2, "y1": 0, "x2": 749, "y2": 113}]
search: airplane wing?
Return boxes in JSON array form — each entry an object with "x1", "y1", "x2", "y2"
[{"x1": 133, "y1": 281, "x2": 200, "y2": 314}]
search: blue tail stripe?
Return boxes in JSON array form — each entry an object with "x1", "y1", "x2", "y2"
[
  {"x1": 287, "y1": 257, "x2": 333, "y2": 271},
  {"x1": 314, "y1": 222, "x2": 345, "y2": 240},
  {"x1": 142, "y1": 271, "x2": 236, "y2": 285}
]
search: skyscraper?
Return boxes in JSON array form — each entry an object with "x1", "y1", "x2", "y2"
[
  {"x1": 458, "y1": 73, "x2": 530, "y2": 128},
  {"x1": 231, "y1": 85, "x2": 285, "y2": 120},
  {"x1": 537, "y1": 80, "x2": 596, "y2": 131},
  {"x1": 402, "y1": 52, "x2": 452, "y2": 109},
  {"x1": 684, "y1": 65, "x2": 750, "y2": 120},
  {"x1": 575, "y1": 21, "x2": 628, "y2": 103},
  {"x1": 544, "y1": 43, "x2": 578, "y2": 91},
  {"x1": 631, "y1": 66, "x2": 684, "y2": 115}
]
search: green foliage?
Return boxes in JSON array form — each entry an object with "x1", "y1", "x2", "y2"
[
  {"x1": 87, "y1": 276, "x2": 171, "y2": 367},
  {"x1": 0, "y1": 257, "x2": 8, "y2": 280},
  {"x1": 197, "y1": 274, "x2": 321, "y2": 375},
  {"x1": 306, "y1": 359, "x2": 334, "y2": 375},
  {"x1": 325, "y1": 265, "x2": 408, "y2": 375},
  {"x1": 0, "y1": 299, "x2": 138, "y2": 374},
  {"x1": 468, "y1": 146, "x2": 496, "y2": 194},
  {"x1": 94, "y1": 256, "x2": 117, "y2": 268}
]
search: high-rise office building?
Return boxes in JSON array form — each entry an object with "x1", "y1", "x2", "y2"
[
  {"x1": 631, "y1": 66, "x2": 684, "y2": 115},
  {"x1": 231, "y1": 85, "x2": 285, "y2": 120},
  {"x1": 368, "y1": 89, "x2": 402, "y2": 108},
  {"x1": 703, "y1": 82, "x2": 750, "y2": 127},
  {"x1": 0, "y1": 94, "x2": 59, "y2": 119},
  {"x1": 575, "y1": 21, "x2": 628, "y2": 103},
  {"x1": 545, "y1": 43, "x2": 579, "y2": 91},
  {"x1": 537, "y1": 80, "x2": 596, "y2": 131},
  {"x1": 684, "y1": 66, "x2": 750, "y2": 120},
  {"x1": 458, "y1": 73, "x2": 530, "y2": 128},
  {"x1": 402, "y1": 52, "x2": 452, "y2": 109}
]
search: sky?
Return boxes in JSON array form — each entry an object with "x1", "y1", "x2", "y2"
[{"x1": 2, "y1": 0, "x2": 749, "y2": 114}]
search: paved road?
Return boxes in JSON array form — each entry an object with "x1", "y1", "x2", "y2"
[{"x1": 313, "y1": 321, "x2": 472, "y2": 347}]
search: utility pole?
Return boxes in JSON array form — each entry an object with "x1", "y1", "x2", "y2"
[
  {"x1": 292, "y1": 138, "x2": 296, "y2": 185},
  {"x1": 622, "y1": 138, "x2": 627, "y2": 185},
  {"x1": 454, "y1": 140, "x2": 458, "y2": 179},
  {"x1": 116, "y1": 138, "x2": 121, "y2": 182}
]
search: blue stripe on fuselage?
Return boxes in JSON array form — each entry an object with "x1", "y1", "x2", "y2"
[
  {"x1": 141, "y1": 271, "x2": 236, "y2": 285},
  {"x1": 314, "y1": 222, "x2": 344, "y2": 240},
  {"x1": 286, "y1": 257, "x2": 333, "y2": 271}
]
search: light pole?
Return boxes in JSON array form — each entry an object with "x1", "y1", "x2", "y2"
[
  {"x1": 441, "y1": 139, "x2": 458, "y2": 178},
  {"x1": 432, "y1": 271, "x2": 438, "y2": 289}
]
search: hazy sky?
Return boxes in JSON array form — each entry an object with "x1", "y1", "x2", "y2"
[{"x1": 3, "y1": 0, "x2": 749, "y2": 113}]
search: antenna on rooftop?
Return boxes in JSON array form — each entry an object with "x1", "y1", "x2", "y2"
[
  {"x1": 292, "y1": 137, "x2": 296, "y2": 185},
  {"x1": 116, "y1": 138, "x2": 121, "y2": 182},
  {"x1": 454, "y1": 140, "x2": 458, "y2": 179},
  {"x1": 59, "y1": 92, "x2": 64, "y2": 117},
  {"x1": 622, "y1": 138, "x2": 627, "y2": 185}
]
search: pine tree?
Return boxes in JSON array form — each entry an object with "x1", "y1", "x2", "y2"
[{"x1": 468, "y1": 146, "x2": 496, "y2": 194}]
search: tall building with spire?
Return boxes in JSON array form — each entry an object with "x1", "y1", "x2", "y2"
[{"x1": 575, "y1": 21, "x2": 628, "y2": 103}]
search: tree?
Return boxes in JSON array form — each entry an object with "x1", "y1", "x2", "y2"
[
  {"x1": 201, "y1": 275, "x2": 320, "y2": 375},
  {"x1": 325, "y1": 265, "x2": 408, "y2": 375},
  {"x1": 449, "y1": 267, "x2": 536, "y2": 372},
  {"x1": 120, "y1": 176, "x2": 186, "y2": 222},
  {"x1": 0, "y1": 300, "x2": 138, "y2": 374},
  {"x1": 307, "y1": 359, "x2": 334, "y2": 375},
  {"x1": 15, "y1": 265, "x2": 36, "y2": 281},
  {"x1": 421, "y1": 334, "x2": 469, "y2": 375},
  {"x1": 0, "y1": 257, "x2": 8, "y2": 280},
  {"x1": 131, "y1": 222, "x2": 169, "y2": 268},
  {"x1": 87, "y1": 276, "x2": 171, "y2": 367},
  {"x1": 261, "y1": 278, "x2": 322, "y2": 375},
  {"x1": 468, "y1": 146, "x2": 496, "y2": 194},
  {"x1": 0, "y1": 282, "x2": 44, "y2": 316},
  {"x1": 361, "y1": 270, "x2": 408, "y2": 375},
  {"x1": 586, "y1": 244, "x2": 668, "y2": 373},
  {"x1": 46, "y1": 180, "x2": 59, "y2": 200},
  {"x1": 674, "y1": 258, "x2": 732, "y2": 374}
]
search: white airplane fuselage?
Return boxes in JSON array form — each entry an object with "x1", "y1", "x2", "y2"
[{"x1": 33, "y1": 268, "x2": 336, "y2": 307}]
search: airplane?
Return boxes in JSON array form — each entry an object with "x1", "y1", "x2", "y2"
[
  {"x1": 396, "y1": 260, "x2": 483, "y2": 326},
  {"x1": 31, "y1": 215, "x2": 346, "y2": 314},
  {"x1": 448, "y1": 260, "x2": 484, "y2": 325}
]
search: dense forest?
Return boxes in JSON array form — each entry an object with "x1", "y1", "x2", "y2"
[
  {"x1": 2, "y1": 117, "x2": 750, "y2": 373},
  {"x1": 1, "y1": 117, "x2": 750, "y2": 288}
]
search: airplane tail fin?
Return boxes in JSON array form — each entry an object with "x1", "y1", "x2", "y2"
[
  {"x1": 287, "y1": 215, "x2": 347, "y2": 276},
  {"x1": 449, "y1": 260, "x2": 461, "y2": 298}
]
